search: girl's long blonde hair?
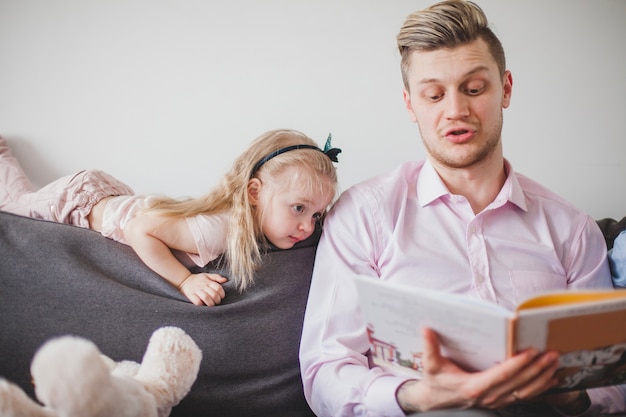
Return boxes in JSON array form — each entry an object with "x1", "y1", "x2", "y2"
[{"x1": 146, "y1": 129, "x2": 338, "y2": 291}]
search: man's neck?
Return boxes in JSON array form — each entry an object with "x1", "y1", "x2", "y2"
[{"x1": 431, "y1": 154, "x2": 507, "y2": 215}]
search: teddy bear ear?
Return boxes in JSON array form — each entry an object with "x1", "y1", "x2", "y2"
[
  {"x1": 31, "y1": 336, "x2": 111, "y2": 411},
  {"x1": 135, "y1": 327, "x2": 202, "y2": 410}
]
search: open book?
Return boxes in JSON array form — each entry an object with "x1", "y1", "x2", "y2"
[{"x1": 354, "y1": 276, "x2": 626, "y2": 392}]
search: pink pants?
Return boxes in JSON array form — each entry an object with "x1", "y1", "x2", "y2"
[{"x1": 0, "y1": 137, "x2": 134, "y2": 228}]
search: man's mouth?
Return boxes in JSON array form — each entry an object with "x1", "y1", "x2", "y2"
[
  {"x1": 450, "y1": 129, "x2": 469, "y2": 136},
  {"x1": 445, "y1": 126, "x2": 473, "y2": 135},
  {"x1": 444, "y1": 127, "x2": 475, "y2": 143}
]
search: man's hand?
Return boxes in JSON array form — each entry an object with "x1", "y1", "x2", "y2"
[
  {"x1": 178, "y1": 272, "x2": 227, "y2": 306},
  {"x1": 396, "y1": 328, "x2": 561, "y2": 413}
]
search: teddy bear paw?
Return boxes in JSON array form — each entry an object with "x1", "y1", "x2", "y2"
[{"x1": 0, "y1": 378, "x2": 54, "y2": 417}]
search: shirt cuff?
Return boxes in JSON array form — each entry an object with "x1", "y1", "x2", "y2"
[
  {"x1": 363, "y1": 376, "x2": 412, "y2": 417},
  {"x1": 552, "y1": 390, "x2": 596, "y2": 417}
]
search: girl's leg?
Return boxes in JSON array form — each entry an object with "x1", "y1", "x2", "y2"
[
  {"x1": 0, "y1": 168, "x2": 134, "y2": 228},
  {"x1": 0, "y1": 136, "x2": 34, "y2": 202}
]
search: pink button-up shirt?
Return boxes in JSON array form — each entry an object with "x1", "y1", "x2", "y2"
[{"x1": 300, "y1": 159, "x2": 625, "y2": 416}]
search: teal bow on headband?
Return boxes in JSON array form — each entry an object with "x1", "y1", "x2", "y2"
[
  {"x1": 323, "y1": 133, "x2": 342, "y2": 162},
  {"x1": 250, "y1": 133, "x2": 342, "y2": 177}
]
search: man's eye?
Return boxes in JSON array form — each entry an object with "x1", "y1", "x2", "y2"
[
  {"x1": 466, "y1": 86, "x2": 485, "y2": 96},
  {"x1": 422, "y1": 89, "x2": 443, "y2": 102}
]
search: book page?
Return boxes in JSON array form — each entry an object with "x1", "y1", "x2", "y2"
[{"x1": 354, "y1": 276, "x2": 513, "y2": 376}]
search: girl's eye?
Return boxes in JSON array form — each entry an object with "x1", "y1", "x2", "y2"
[
  {"x1": 293, "y1": 204, "x2": 305, "y2": 214},
  {"x1": 312, "y1": 212, "x2": 323, "y2": 221}
]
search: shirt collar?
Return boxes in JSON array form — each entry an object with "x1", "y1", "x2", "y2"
[
  {"x1": 417, "y1": 158, "x2": 528, "y2": 212},
  {"x1": 501, "y1": 159, "x2": 528, "y2": 211},
  {"x1": 417, "y1": 159, "x2": 450, "y2": 207}
]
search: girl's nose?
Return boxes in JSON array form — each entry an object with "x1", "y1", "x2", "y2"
[{"x1": 299, "y1": 218, "x2": 315, "y2": 234}]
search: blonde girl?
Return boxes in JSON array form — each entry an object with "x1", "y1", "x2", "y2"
[{"x1": 0, "y1": 129, "x2": 340, "y2": 306}]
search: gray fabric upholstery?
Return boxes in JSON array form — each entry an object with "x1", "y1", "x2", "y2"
[
  {"x1": 408, "y1": 412, "x2": 498, "y2": 417},
  {"x1": 0, "y1": 210, "x2": 316, "y2": 417}
]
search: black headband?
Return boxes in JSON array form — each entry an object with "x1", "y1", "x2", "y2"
[{"x1": 250, "y1": 135, "x2": 341, "y2": 177}]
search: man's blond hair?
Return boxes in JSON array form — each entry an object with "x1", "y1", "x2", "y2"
[{"x1": 397, "y1": 0, "x2": 506, "y2": 88}]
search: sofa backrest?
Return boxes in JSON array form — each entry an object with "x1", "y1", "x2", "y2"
[{"x1": 0, "y1": 210, "x2": 317, "y2": 417}]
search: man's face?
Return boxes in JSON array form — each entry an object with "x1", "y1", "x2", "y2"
[{"x1": 402, "y1": 38, "x2": 512, "y2": 170}]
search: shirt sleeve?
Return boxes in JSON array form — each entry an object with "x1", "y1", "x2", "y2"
[
  {"x1": 586, "y1": 385, "x2": 626, "y2": 415},
  {"x1": 184, "y1": 212, "x2": 228, "y2": 267},
  {"x1": 564, "y1": 214, "x2": 613, "y2": 290},
  {"x1": 299, "y1": 187, "x2": 411, "y2": 417}
]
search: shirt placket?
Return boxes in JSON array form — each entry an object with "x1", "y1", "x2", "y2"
[{"x1": 466, "y1": 215, "x2": 497, "y2": 303}]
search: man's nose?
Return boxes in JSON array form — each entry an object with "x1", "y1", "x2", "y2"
[{"x1": 445, "y1": 91, "x2": 470, "y2": 119}]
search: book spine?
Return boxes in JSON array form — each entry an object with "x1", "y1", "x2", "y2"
[{"x1": 507, "y1": 317, "x2": 517, "y2": 358}]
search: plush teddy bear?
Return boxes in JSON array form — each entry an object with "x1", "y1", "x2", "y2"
[{"x1": 0, "y1": 326, "x2": 202, "y2": 417}]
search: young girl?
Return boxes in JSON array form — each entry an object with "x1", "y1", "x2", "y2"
[{"x1": 0, "y1": 129, "x2": 340, "y2": 306}]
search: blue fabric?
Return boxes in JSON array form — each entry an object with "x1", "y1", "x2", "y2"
[{"x1": 608, "y1": 230, "x2": 626, "y2": 288}]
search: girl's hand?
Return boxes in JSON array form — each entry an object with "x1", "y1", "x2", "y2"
[{"x1": 178, "y1": 273, "x2": 228, "y2": 306}]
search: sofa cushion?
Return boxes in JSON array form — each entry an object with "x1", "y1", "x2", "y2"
[
  {"x1": 0, "y1": 210, "x2": 316, "y2": 417},
  {"x1": 597, "y1": 216, "x2": 626, "y2": 250}
]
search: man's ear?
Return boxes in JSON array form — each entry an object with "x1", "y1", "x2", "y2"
[
  {"x1": 403, "y1": 88, "x2": 418, "y2": 123},
  {"x1": 502, "y1": 70, "x2": 513, "y2": 109},
  {"x1": 247, "y1": 178, "x2": 262, "y2": 206}
]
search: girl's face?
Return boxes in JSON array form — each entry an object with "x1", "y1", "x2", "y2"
[{"x1": 249, "y1": 167, "x2": 333, "y2": 249}]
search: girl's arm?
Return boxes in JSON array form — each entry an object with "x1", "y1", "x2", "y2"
[{"x1": 122, "y1": 213, "x2": 227, "y2": 306}]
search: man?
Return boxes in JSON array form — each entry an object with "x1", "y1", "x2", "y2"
[{"x1": 299, "y1": 1, "x2": 626, "y2": 416}]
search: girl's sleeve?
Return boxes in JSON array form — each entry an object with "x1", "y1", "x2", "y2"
[{"x1": 184, "y1": 212, "x2": 229, "y2": 267}]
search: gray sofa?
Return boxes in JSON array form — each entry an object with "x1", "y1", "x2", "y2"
[
  {"x1": 0, "y1": 210, "x2": 316, "y2": 417},
  {"x1": 1, "y1": 209, "x2": 625, "y2": 416}
]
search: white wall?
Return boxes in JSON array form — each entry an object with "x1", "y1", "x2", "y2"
[{"x1": 1, "y1": 0, "x2": 624, "y2": 220}]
